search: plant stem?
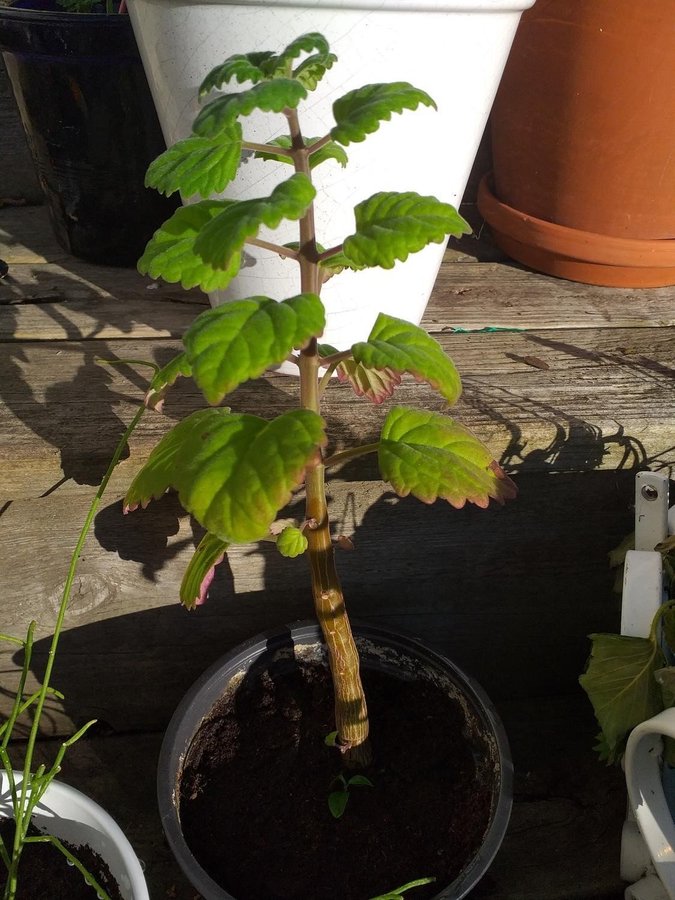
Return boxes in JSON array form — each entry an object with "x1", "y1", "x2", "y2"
[
  {"x1": 323, "y1": 443, "x2": 380, "y2": 469},
  {"x1": 5, "y1": 405, "x2": 145, "y2": 900},
  {"x1": 286, "y1": 108, "x2": 371, "y2": 768}
]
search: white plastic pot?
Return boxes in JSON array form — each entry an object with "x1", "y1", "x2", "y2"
[
  {"x1": 624, "y1": 709, "x2": 675, "y2": 900},
  {"x1": 127, "y1": 0, "x2": 534, "y2": 351},
  {"x1": 0, "y1": 772, "x2": 149, "y2": 900}
]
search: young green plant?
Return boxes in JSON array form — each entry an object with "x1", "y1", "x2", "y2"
[
  {"x1": 0, "y1": 378, "x2": 147, "y2": 900},
  {"x1": 128, "y1": 32, "x2": 516, "y2": 768}
]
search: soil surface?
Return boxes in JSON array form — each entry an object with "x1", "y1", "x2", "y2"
[
  {"x1": 0, "y1": 818, "x2": 123, "y2": 899},
  {"x1": 180, "y1": 660, "x2": 496, "y2": 900}
]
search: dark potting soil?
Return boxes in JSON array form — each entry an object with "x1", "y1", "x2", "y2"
[
  {"x1": 0, "y1": 819, "x2": 123, "y2": 900},
  {"x1": 180, "y1": 661, "x2": 495, "y2": 900}
]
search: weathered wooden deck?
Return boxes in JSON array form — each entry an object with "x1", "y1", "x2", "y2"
[{"x1": 2, "y1": 203, "x2": 674, "y2": 898}]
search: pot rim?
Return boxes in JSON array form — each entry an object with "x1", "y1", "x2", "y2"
[
  {"x1": 478, "y1": 174, "x2": 675, "y2": 268},
  {"x1": 0, "y1": 772, "x2": 149, "y2": 900},
  {"x1": 128, "y1": 0, "x2": 534, "y2": 11},
  {"x1": 157, "y1": 619, "x2": 512, "y2": 900}
]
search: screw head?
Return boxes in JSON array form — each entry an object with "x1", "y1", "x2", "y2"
[{"x1": 641, "y1": 484, "x2": 659, "y2": 501}]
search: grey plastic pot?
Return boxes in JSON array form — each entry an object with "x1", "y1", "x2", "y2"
[{"x1": 157, "y1": 621, "x2": 512, "y2": 900}]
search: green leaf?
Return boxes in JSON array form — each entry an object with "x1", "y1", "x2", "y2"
[
  {"x1": 194, "y1": 80, "x2": 308, "y2": 138},
  {"x1": 145, "y1": 127, "x2": 242, "y2": 198},
  {"x1": 378, "y1": 406, "x2": 517, "y2": 508},
  {"x1": 343, "y1": 192, "x2": 471, "y2": 269},
  {"x1": 185, "y1": 294, "x2": 324, "y2": 404},
  {"x1": 331, "y1": 82, "x2": 436, "y2": 146},
  {"x1": 185, "y1": 293, "x2": 324, "y2": 402},
  {"x1": 179, "y1": 532, "x2": 229, "y2": 610},
  {"x1": 256, "y1": 135, "x2": 348, "y2": 170},
  {"x1": 324, "y1": 730, "x2": 339, "y2": 747},
  {"x1": 579, "y1": 632, "x2": 665, "y2": 764},
  {"x1": 368, "y1": 878, "x2": 437, "y2": 900},
  {"x1": 347, "y1": 775, "x2": 373, "y2": 787},
  {"x1": 656, "y1": 667, "x2": 675, "y2": 710},
  {"x1": 328, "y1": 790, "x2": 349, "y2": 819},
  {"x1": 335, "y1": 358, "x2": 402, "y2": 405},
  {"x1": 144, "y1": 352, "x2": 192, "y2": 411},
  {"x1": 194, "y1": 174, "x2": 316, "y2": 271},
  {"x1": 124, "y1": 408, "x2": 225, "y2": 512},
  {"x1": 319, "y1": 249, "x2": 367, "y2": 279},
  {"x1": 273, "y1": 33, "x2": 331, "y2": 74},
  {"x1": 124, "y1": 408, "x2": 326, "y2": 543},
  {"x1": 199, "y1": 52, "x2": 276, "y2": 95},
  {"x1": 276, "y1": 525, "x2": 308, "y2": 558},
  {"x1": 293, "y1": 51, "x2": 337, "y2": 90},
  {"x1": 138, "y1": 200, "x2": 242, "y2": 292},
  {"x1": 663, "y1": 606, "x2": 675, "y2": 655},
  {"x1": 352, "y1": 313, "x2": 462, "y2": 404}
]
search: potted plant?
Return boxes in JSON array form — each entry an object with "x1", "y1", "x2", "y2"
[
  {"x1": 478, "y1": 0, "x2": 675, "y2": 288},
  {"x1": 0, "y1": 0, "x2": 177, "y2": 265},
  {"x1": 125, "y1": 0, "x2": 535, "y2": 349},
  {"x1": 0, "y1": 407, "x2": 150, "y2": 899},
  {"x1": 123, "y1": 34, "x2": 517, "y2": 899}
]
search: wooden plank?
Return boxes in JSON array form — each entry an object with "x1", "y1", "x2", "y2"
[
  {"x1": 1, "y1": 325, "x2": 674, "y2": 499},
  {"x1": 0, "y1": 467, "x2": 632, "y2": 733},
  {"x1": 429, "y1": 259, "x2": 675, "y2": 331},
  {"x1": 0, "y1": 203, "x2": 66, "y2": 264},
  {"x1": 4, "y1": 254, "x2": 675, "y2": 339},
  {"x1": 0, "y1": 264, "x2": 208, "y2": 340}
]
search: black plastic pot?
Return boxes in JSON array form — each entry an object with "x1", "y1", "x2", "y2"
[
  {"x1": 0, "y1": 0, "x2": 177, "y2": 265},
  {"x1": 158, "y1": 621, "x2": 513, "y2": 900}
]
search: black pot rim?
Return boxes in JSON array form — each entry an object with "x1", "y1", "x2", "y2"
[{"x1": 158, "y1": 620, "x2": 513, "y2": 900}]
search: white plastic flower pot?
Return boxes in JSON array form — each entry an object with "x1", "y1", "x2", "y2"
[
  {"x1": 0, "y1": 772, "x2": 149, "y2": 900},
  {"x1": 624, "y1": 709, "x2": 675, "y2": 900},
  {"x1": 126, "y1": 0, "x2": 534, "y2": 351}
]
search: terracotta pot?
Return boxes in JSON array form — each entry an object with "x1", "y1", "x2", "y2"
[{"x1": 479, "y1": 0, "x2": 675, "y2": 287}]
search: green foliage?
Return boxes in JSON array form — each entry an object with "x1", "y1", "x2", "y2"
[
  {"x1": 144, "y1": 353, "x2": 192, "y2": 411},
  {"x1": 194, "y1": 174, "x2": 316, "y2": 271},
  {"x1": 352, "y1": 314, "x2": 462, "y2": 404},
  {"x1": 179, "y1": 532, "x2": 229, "y2": 609},
  {"x1": 124, "y1": 408, "x2": 326, "y2": 544},
  {"x1": 184, "y1": 294, "x2": 325, "y2": 404},
  {"x1": 379, "y1": 407, "x2": 517, "y2": 509},
  {"x1": 131, "y1": 30, "x2": 515, "y2": 786},
  {"x1": 579, "y1": 607, "x2": 670, "y2": 764},
  {"x1": 145, "y1": 127, "x2": 243, "y2": 198},
  {"x1": 343, "y1": 192, "x2": 470, "y2": 269},
  {"x1": 276, "y1": 526, "x2": 309, "y2": 558},
  {"x1": 138, "y1": 201, "x2": 241, "y2": 292},
  {"x1": 331, "y1": 82, "x2": 436, "y2": 146},
  {"x1": 194, "y1": 80, "x2": 308, "y2": 138},
  {"x1": 328, "y1": 772, "x2": 373, "y2": 818},
  {"x1": 369, "y1": 878, "x2": 437, "y2": 900},
  {"x1": 198, "y1": 34, "x2": 332, "y2": 95},
  {"x1": 1, "y1": 396, "x2": 147, "y2": 900},
  {"x1": 255, "y1": 135, "x2": 348, "y2": 170},
  {"x1": 57, "y1": 0, "x2": 114, "y2": 11}
]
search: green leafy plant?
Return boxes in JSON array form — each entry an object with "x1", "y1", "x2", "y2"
[
  {"x1": 55, "y1": 0, "x2": 123, "y2": 13},
  {"x1": 369, "y1": 877, "x2": 437, "y2": 900},
  {"x1": 328, "y1": 772, "x2": 373, "y2": 819},
  {"x1": 128, "y1": 31, "x2": 516, "y2": 770},
  {"x1": 581, "y1": 534, "x2": 675, "y2": 764},
  {"x1": 0, "y1": 388, "x2": 147, "y2": 900}
]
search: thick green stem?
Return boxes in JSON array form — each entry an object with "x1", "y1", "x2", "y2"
[{"x1": 286, "y1": 108, "x2": 372, "y2": 768}]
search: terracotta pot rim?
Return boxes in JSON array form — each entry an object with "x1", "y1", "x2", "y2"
[{"x1": 478, "y1": 175, "x2": 675, "y2": 268}]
